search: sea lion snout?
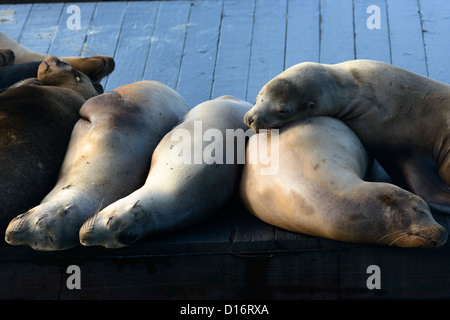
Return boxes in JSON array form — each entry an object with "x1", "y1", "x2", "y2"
[
  {"x1": 38, "y1": 55, "x2": 71, "y2": 79},
  {"x1": 43, "y1": 55, "x2": 71, "y2": 70},
  {"x1": 399, "y1": 224, "x2": 448, "y2": 248},
  {"x1": 244, "y1": 111, "x2": 255, "y2": 127},
  {"x1": 427, "y1": 224, "x2": 448, "y2": 247},
  {"x1": 244, "y1": 109, "x2": 270, "y2": 132}
]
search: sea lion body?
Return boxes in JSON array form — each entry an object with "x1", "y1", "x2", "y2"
[
  {"x1": 240, "y1": 116, "x2": 447, "y2": 247},
  {"x1": 79, "y1": 96, "x2": 252, "y2": 248},
  {"x1": 5, "y1": 81, "x2": 190, "y2": 251},
  {"x1": 245, "y1": 60, "x2": 450, "y2": 213},
  {"x1": 0, "y1": 56, "x2": 98, "y2": 232},
  {"x1": 0, "y1": 61, "x2": 41, "y2": 92}
]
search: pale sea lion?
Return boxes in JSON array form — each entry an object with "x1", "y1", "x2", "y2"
[
  {"x1": 5, "y1": 81, "x2": 190, "y2": 251},
  {"x1": 0, "y1": 55, "x2": 99, "y2": 233},
  {"x1": 240, "y1": 116, "x2": 447, "y2": 247},
  {"x1": 244, "y1": 60, "x2": 450, "y2": 213},
  {"x1": 79, "y1": 96, "x2": 251, "y2": 248}
]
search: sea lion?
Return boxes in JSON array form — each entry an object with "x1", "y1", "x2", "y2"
[
  {"x1": 240, "y1": 116, "x2": 447, "y2": 247},
  {"x1": 0, "y1": 59, "x2": 113, "y2": 93},
  {"x1": 0, "y1": 32, "x2": 115, "y2": 83},
  {"x1": 0, "y1": 32, "x2": 47, "y2": 63},
  {"x1": 244, "y1": 60, "x2": 450, "y2": 213},
  {"x1": 0, "y1": 55, "x2": 99, "y2": 234},
  {"x1": 5, "y1": 81, "x2": 190, "y2": 251},
  {"x1": 79, "y1": 96, "x2": 252, "y2": 249}
]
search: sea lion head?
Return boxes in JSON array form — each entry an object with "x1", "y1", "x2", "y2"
[
  {"x1": 37, "y1": 55, "x2": 98, "y2": 99},
  {"x1": 371, "y1": 185, "x2": 448, "y2": 247},
  {"x1": 244, "y1": 62, "x2": 335, "y2": 132}
]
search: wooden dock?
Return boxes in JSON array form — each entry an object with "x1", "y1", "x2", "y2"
[{"x1": 1, "y1": 0, "x2": 450, "y2": 300}]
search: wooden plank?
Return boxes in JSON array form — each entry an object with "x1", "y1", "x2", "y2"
[
  {"x1": 246, "y1": 0, "x2": 287, "y2": 102},
  {"x1": 81, "y1": 1, "x2": 127, "y2": 91},
  {"x1": 285, "y1": 0, "x2": 320, "y2": 68},
  {"x1": 182, "y1": 194, "x2": 239, "y2": 253},
  {"x1": 81, "y1": 2, "x2": 126, "y2": 57},
  {"x1": 142, "y1": 0, "x2": 191, "y2": 90},
  {"x1": 263, "y1": 250, "x2": 340, "y2": 299},
  {"x1": 419, "y1": 0, "x2": 450, "y2": 83},
  {"x1": 47, "y1": 2, "x2": 97, "y2": 58},
  {"x1": 211, "y1": 0, "x2": 254, "y2": 101},
  {"x1": 387, "y1": 0, "x2": 427, "y2": 76},
  {"x1": 339, "y1": 247, "x2": 450, "y2": 299},
  {"x1": 106, "y1": 1, "x2": 159, "y2": 90},
  {"x1": 16, "y1": 3, "x2": 64, "y2": 54},
  {"x1": 0, "y1": 261, "x2": 62, "y2": 299},
  {"x1": 4, "y1": 245, "x2": 450, "y2": 299},
  {"x1": 176, "y1": 0, "x2": 223, "y2": 107},
  {"x1": 0, "y1": 4, "x2": 32, "y2": 41},
  {"x1": 274, "y1": 228, "x2": 320, "y2": 251},
  {"x1": 354, "y1": 0, "x2": 390, "y2": 63},
  {"x1": 319, "y1": 0, "x2": 354, "y2": 64},
  {"x1": 231, "y1": 208, "x2": 277, "y2": 252}
]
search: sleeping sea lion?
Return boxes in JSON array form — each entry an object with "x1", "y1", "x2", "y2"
[
  {"x1": 240, "y1": 116, "x2": 447, "y2": 247},
  {"x1": 5, "y1": 81, "x2": 190, "y2": 250},
  {"x1": 79, "y1": 96, "x2": 251, "y2": 248},
  {"x1": 244, "y1": 60, "x2": 450, "y2": 213}
]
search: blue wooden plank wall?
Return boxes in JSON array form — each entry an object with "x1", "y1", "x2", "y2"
[{"x1": 1, "y1": 0, "x2": 449, "y2": 107}]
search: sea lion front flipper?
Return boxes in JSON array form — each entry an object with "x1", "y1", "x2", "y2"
[{"x1": 400, "y1": 155, "x2": 450, "y2": 214}]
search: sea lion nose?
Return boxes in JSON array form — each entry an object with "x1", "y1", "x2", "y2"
[{"x1": 244, "y1": 112, "x2": 254, "y2": 127}]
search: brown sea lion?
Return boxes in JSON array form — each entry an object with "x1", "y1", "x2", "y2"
[
  {"x1": 0, "y1": 32, "x2": 115, "y2": 84},
  {"x1": 0, "y1": 55, "x2": 98, "y2": 233}
]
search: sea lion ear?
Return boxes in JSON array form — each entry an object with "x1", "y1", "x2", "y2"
[{"x1": 307, "y1": 101, "x2": 315, "y2": 108}]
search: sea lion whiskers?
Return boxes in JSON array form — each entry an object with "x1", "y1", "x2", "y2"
[
  {"x1": 388, "y1": 232, "x2": 439, "y2": 247},
  {"x1": 375, "y1": 230, "x2": 404, "y2": 244}
]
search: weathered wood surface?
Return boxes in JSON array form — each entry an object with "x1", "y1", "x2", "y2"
[{"x1": 1, "y1": 0, "x2": 450, "y2": 300}]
